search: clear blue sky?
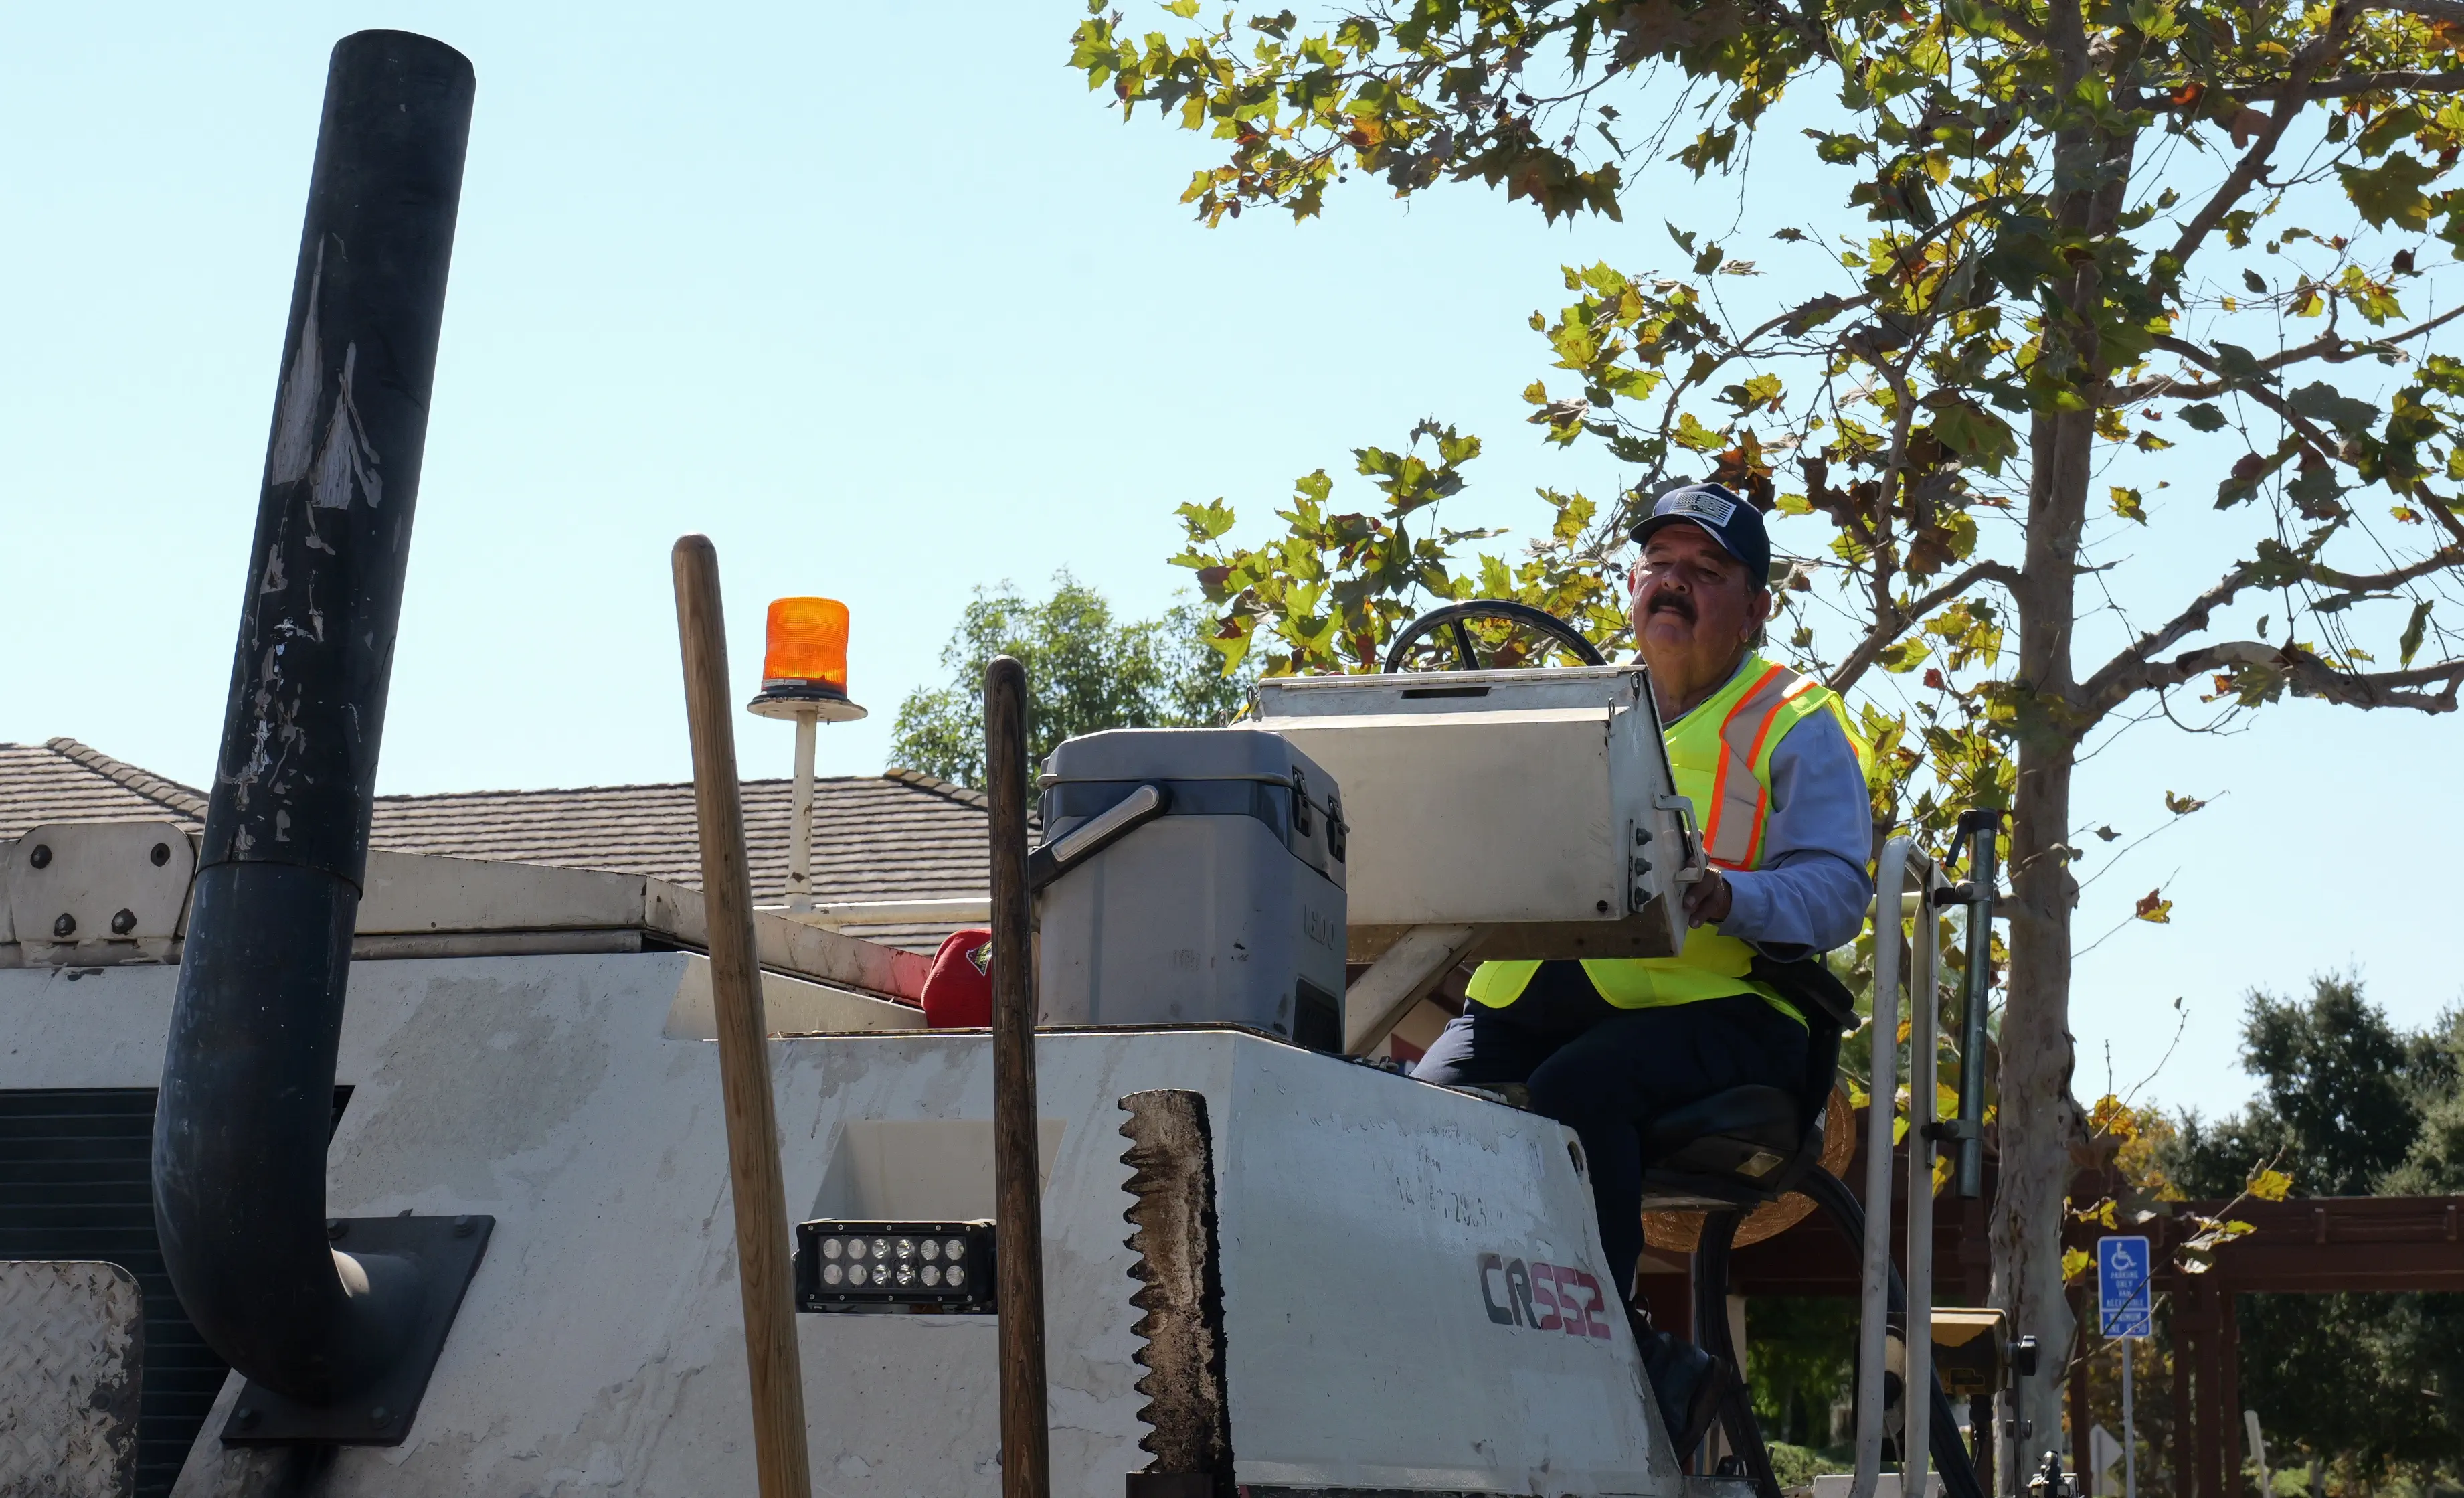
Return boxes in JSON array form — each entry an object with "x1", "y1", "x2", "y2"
[{"x1": 7, "y1": 2, "x2": 2459, "y2": 1122}]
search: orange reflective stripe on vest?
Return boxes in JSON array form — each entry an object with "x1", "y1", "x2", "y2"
[{"x1": 1703, "y1": 665, "x2": 1825, "y2": 869}]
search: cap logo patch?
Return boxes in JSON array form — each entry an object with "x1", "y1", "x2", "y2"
[{"x1": 1664, "y1": 489, "x2": 1737, "y2": 525}]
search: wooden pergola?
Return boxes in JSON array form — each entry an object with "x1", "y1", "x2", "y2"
[
  {"x1": 1631, "y1": 1121, "x2": 2464, "y2": 1498},
  {"x1": 2061, "y1": 1193, "x2": 2464, "y2": 1498}
]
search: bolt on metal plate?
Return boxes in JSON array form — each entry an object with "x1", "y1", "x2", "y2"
[{"x1": 219, "y1": 1214, "x2": 493, "y2": 1448}]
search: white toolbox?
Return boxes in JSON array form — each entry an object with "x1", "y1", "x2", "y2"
[{"x1": 1251, "y1": 665, "x2": 1698, "y2": 964}]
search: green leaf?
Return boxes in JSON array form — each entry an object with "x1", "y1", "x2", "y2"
[
  {"x1": 2110, "y1": 486, "x2": 2147, "y2": 524},
  {"x1": 1879, "y1": 637, "x2": 1931, "y2": 673},
  {"x1": 2181, "y1": 403, "x2": 2227, "y2": 433},
  {"x1": 2287, "y1": 382, "x2": 2380, "y2": 438},
  {"x1": 2242, "y1": 268, "x2": 2267, "y2": 296},
  {"x1": 1177, "y1": 498, "x2": 1239, "y2": 542},
  {"x1": 2402, "y1": 600, "x2": 2433, "y2": 667},
  {"x1": 2338, "y1": 153, "x2": 2442, "y2": 232},
  {"x1": 1672, "y1": 411, "x2": 1727, "y2": 453}
]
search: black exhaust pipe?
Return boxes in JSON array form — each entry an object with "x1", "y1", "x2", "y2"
[{"x1": 152, "y1": 31, "x2": 486, "y2": 1446}]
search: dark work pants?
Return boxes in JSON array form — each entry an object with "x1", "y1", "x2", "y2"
[{"x1": 1412, "y1": 963, "x2": 1808, "y2": 1309}]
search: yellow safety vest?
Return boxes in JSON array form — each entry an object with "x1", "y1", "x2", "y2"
[{"x1": 1463, "y1": 653, "x2": 1866, "y2": 1021}]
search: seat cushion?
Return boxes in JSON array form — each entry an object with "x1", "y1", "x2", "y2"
[
  {"x1": 1643, "y1": 1084, "x2": 1800, "y2": 1156},
  {"x1": 1641, "y1": 1084, "x2": 1806, "y2": 1183}
]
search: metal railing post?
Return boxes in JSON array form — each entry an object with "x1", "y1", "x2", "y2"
[
  {"x1": 1853, "y1": 839, "x2": 1943, "y2": 1498},
  {"x1": 1907, "y1": 865, "x2": 1942, "y2": 1498}
]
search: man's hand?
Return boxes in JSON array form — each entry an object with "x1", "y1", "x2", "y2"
[{"x1": 1682, "y1": 865, "x2": 1733, "y2": 928}]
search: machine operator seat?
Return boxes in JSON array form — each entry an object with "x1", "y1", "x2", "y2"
[
  {"x1": 1641, "y1": 1086, "x2": 1806, "y2": 1185},
  {"x1": 1634, "y1": 959, "x2": 1852, "y2": 1212}
]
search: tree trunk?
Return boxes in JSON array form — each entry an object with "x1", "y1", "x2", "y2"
[
  {"x1": 1998, "y1": 393, "x2": 2092, "y2": 1489},
  {"x1": 1992, "y1": 39, "x2": 2131, "y2": 1471}
]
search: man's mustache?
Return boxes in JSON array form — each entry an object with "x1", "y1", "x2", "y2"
[{"x1": 1644, "y1": 591, "x2": 1697, "y2": 622}]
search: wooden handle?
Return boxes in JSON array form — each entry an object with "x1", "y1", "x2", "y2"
[
  {"x1": 672, "y1": 535, "x2": 814, "y2": 1498},
  {"x1": 984, "y1": 655, "x2": 1051, "y2": 1498}
]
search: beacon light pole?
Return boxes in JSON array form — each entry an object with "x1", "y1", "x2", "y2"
[{"x1": 746, "y1": 597, "x2": 866, "y2": 912}]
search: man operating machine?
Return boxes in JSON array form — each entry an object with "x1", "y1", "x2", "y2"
[{"x1": 1413, "y1": 481, "x2": 1874, "y2": 1452}]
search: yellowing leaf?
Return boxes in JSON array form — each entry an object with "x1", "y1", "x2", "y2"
[
  {"x1": 2248, "y1": 1167, "x2": 2292, "y2": 1202},
  {"x1": 2063, "y1": 1248, "x2": 2094, "y2": 1282},
  {"x1": 2089, "y1": 1093, "x2": 2143, "y2": 1141},
  {"x1": 2135, "y1": 888, "x2": 2174, "y2": 924}
]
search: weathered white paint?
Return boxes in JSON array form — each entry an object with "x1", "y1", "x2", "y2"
[
  {"x1": 357, "y1": 850, "x2": 651, "y2": 935},
  {"x1": 661, "y1": 953, "x2": 924, "y2": 1038},
  {"x1": 3, "y1": 821, "x2": 193, "y2": 959},
  {"x1": 0, "y1": 827, "x2": 929, "y2": 999},
  {"x1": 1, "y1": 954, "x2": 1676, "y2": 1496}
]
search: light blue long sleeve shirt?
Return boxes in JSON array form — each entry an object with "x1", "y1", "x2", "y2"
[{"x1": 1662, "y1": 663, "x2": 1873, "y2": 957}]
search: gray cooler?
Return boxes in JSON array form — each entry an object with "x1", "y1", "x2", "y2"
[{"x1": 1033, "y1": 727, "x2": 1346, "y2": 1050}]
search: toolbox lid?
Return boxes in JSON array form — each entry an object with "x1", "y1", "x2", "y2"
[{"x1": 1042, "y1": 726, "x2": 1333, "y2": 793}]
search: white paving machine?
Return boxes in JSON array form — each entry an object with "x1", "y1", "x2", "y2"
[{"x1": 0, "y1": 31, "x2": 2024, "y2": 1498}]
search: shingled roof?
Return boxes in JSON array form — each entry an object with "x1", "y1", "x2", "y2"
[{"x1": 0, "y1": 739, "x2": 994, "y2": 952}]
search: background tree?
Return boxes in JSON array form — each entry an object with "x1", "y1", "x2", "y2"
[
  {"x1": 1073, "y1": 0, "x2": 2464, "y2": 1471},
  {"x1": 2160, "y1": 976, "x2": 2464, "y2": 1484},
  {"x1": 1745, "y1": 1295, "x2": 1859, "y2": 1468},
  {"x1": 889, "y1": 572, "x2": 1255, "y2": 786}
]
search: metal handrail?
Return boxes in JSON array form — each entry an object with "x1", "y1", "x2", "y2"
[{"x1": 1851, "y1": 838, "x2": 1947, "y2": 1498}]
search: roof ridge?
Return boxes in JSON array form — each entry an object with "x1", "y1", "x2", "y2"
[
  {"x1": 881, "y1": 767, "x2": 989, "y2": 809},
  {"x1": 43, "y1": 737, "x2": 209, "y2": 818},
  {"x1": 370, "y1": 774, "x2": 890, "y2": 804}
]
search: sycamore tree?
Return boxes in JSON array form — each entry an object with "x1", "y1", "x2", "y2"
[{"x1": 1073, "y1": 0, "x2": 2464, "y2": 1473}]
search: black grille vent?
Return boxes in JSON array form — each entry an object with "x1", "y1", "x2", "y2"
[{"x1": 1, "y1": 1086, "x2": 348, "y2": 1497}]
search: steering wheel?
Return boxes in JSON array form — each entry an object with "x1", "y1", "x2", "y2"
[{"x1": 1383, "y1": 600, "x2": 1607, "y2": 673}]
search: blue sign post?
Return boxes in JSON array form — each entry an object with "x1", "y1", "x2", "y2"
[{"x1": 2096, "y1": 1236, "x2": 2153, "y2": 1498}]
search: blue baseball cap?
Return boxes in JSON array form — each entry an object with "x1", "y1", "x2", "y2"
[{"x1": 1630, "y1": 482, "x2": 1773, "y2": 588}]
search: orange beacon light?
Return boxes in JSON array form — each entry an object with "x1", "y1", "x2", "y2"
[
  {"x1": 752, "y1": 596, "x2": 861, "y2": 710},
  {"x1": 747, "y1": 597, "x2": 867, "y2": 912}
]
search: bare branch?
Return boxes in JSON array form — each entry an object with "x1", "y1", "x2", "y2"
[
  {"x1": 2285, "y1": 649, "x2": 2464, "y2": 709},
  {"x1": 2179, "y1": 331, "x2": 2464, "y2": 554},
  {"x1": 2077, "y1": 559, "x2": 2267, "y2": 713},
  {"x1": 2161, "y1": 6, "x2": 2352, "y2": 284},
  {"x1": 2089, "y1": 639, "x2": 2464, "y2": 716},
  {"x1": 1735, "y1": 289, "x2": 1880, "y2": 354},
  {"x1": 2152, "y1": 340, "x2": 2464, "y2": 560},
  {"x1": 2360, "y1": 0, "x2": 2464, "y2": 26},
  {"x1": 1827, "y1": 559, "x2": 2023, "y2": 694},
  {"x1": 2110, "y1": 303, "x2": 2464, "y2": 403},
  {"x1": 2279, "y1": 66, "x2": 2464, "y2": 96},
  {"x1": 2149, "y1": 335, "x2": 2341, "y2": 457},
  {"x1": 2079, "y1": 537, "x2": 2464, "y2": 718}
]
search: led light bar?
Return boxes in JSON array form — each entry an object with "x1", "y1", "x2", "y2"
[{"x1": 793, "y1": 1220, "x2": 997, "y2": 1313}]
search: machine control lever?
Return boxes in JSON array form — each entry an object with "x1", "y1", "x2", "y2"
[{"x1": 1654, "y1": 793, "x2": 1707, "y2": 886}]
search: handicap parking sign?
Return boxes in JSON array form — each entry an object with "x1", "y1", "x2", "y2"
[{"x1": 2097, "y1": 1235, "x2": 2153, "y2": 1338}]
